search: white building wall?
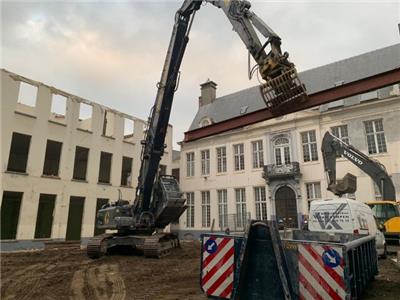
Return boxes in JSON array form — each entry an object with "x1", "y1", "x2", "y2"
[
  {"x1": 178, "y1": 93, "x2": 400, "y2": 237},
  {"x1": 1, "y1": 69, "x2": 173, "y2": 247}
]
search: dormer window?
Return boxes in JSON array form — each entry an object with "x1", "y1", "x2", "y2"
[
  {"x1": 240, "y1": 106, "x2": 249, "y2": 114},
  {"x1": 199, "y1": 117, "x2": 212, "y2": 128}
]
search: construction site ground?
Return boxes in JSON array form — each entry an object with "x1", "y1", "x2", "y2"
[{"x1": 1, "y1": 241, "x2": 400, "y2": 300}]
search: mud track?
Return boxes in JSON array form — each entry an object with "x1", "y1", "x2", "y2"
[
  {"x1": 1, "y1": 241, "x2": 399, "y2": 299},
  {"x1": 1, "y1": 241, "x2": 205, "y2": 300}
]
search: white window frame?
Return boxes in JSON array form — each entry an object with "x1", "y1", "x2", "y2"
[
  {"x1": 301, "y1": 130, "x2": 318, "y2": 162},
  {"x1": 252, "y1": 140, "x2": 264, "y2": 169},
  {"x1": 216, "y1": 146, "x2": 227, "y2": 173},
  {"x1": 273, "y1": 137, "x2": 291, "y2": 165},
  {"x1": 218, "y1": 189, "x2": 228, "y2": 229},
  {"x1": 234, "y1": 143, "x2": 245, "y2": 171},
  {"x1": 235, "y1": 188, "x2": 247, "y2": 228},
  {"x1": 373, "y1": 181, "x2": 383, "y2": 201},
  {"x1": 364, "y1": 119, "x2": 387, "y2": 154},
  {"x1": 186, "y1": 192, "x2": 195, "y2": 228},
  {"x1": 186, "y1": 152, "x2": 195, "y2": 177},
  {"x1": 201, "y1": 191, "x2": 211, "y2": 228},
  {"x1": 254, "y1": 186, "x2": 267, "y2": 220},
  {"x1": 331, "y1": 125, "x2": 350, "y2": 157},
  {"x1": 201, "y1": 149, "x2": 210, "y2": 175},
  {"x1": 331, "y1": 125, "x2": 349, "y2": 144},
  {"x1": 306, "y1": 182, "x2": 322, "y2": 200}
]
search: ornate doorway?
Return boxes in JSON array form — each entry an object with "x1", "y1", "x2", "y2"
[{"x1": 275, "y1": 186, "x2": 298, "y2": 228}]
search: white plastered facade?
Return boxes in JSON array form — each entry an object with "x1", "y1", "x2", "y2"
[
  {"x1": 1, "y1": 69, "x2": 173, "y2": 246},
  {"x1": 177, "y1": 89, "x2": 400, "y2": 237}
]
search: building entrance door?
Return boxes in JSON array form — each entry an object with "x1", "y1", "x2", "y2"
[{"x1": 275, "y1": 186, "x2": 298, "y2": 228}]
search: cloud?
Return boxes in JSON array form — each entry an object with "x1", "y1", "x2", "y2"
[{"x1": 1, "y1": 0, "x2": 399, "y2": 148}]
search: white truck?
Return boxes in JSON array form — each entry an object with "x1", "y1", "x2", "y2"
[{"x1": 309, "y1": 198, "x2": 387, "y2": 257}]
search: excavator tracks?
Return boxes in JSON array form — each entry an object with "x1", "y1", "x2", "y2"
[
  {"x1": 87, "y1": 234, "x2": 112, "y2": 259},
  {"x1": 143, "y1": 234, "x2": 180, "y2": 258}
]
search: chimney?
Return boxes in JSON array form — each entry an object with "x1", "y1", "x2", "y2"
[{"x1": 199, "y1": 80, "x2": 217, "y2": 107}]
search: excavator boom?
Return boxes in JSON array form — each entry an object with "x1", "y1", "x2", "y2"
[{"x1": 321, "y1": 131, "x2": 396, "y2": 200}]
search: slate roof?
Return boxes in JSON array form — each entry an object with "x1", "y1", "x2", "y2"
[{"x1": 189, "y1": 43, "x2": 400, "y2": 131}]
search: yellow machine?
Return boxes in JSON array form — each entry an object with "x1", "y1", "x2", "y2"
[{"x1": 367, "y1": 201, "x2": 400, "y2": 245}]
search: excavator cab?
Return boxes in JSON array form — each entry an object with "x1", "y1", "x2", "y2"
[{"x1": 153, "y1": 175, "x2": 187, "y2": 228}]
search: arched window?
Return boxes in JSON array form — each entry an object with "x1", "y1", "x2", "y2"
[{"x1": 274, "y1": 136, "x2": 291, "y2": 165}]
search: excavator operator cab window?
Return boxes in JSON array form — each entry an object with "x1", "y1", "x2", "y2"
[{"x1": 369, "y1": 203, "x2": 398, "y2": 224}]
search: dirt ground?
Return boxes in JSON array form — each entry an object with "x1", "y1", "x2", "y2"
[{"x1": 1, "y1": 241, "x2": 400, "y2": 300}]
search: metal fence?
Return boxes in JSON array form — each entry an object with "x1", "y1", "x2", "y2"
[{"x1": 215, "y1": 213, "x2": 252, "y2": 233}]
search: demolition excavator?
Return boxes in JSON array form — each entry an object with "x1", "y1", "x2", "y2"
[
  {"x1": 87, "y1": 0, "x2": 308, "y2": 259},
  {"x1": 321, "y1": 131, "x2": 400, "y2": 244}
]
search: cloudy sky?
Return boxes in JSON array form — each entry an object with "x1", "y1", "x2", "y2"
[{"x1": 1, "y1": 0, "x2": 399, "y2": 148}]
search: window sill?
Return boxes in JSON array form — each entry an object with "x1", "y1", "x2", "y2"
[
  {"x1": 5, "y1": 170, "x2": 28, "y2": 176},
  {"x1": 368, "y1": 152, "x2": 389, "y2": 158},
  {"x1": 123, "y1": 140, "x2": 135, "y2": 146},
  {"x1": 77, "y1": 127, "x2": 92, "y2": 134},
  {"x1": 216, "y1": 172, "x2": 227, "y2": 176},
  {"x1": 101, "y1": 134, "x2": 115, "y2": 140},
  {"x1": 120, "y1": 185, "x2": 133, "y2": 189},
  {"x1": 0, "y1": 239, "x2": 18, "y2": 242},
  {"x1": 301, "y1": 160, "x2": 320, "y2": 166},
  {"x1": 233, "y1": 170, "x2": 246, "y2": 174},
  {"x1": 34, "y1": 238, "x2": 53, "y2": 241},
  {"x1": 48, "y1": 119, "x2": 67, "y2": 127},
  {"x1": 41, "y1": 175, "x2": 61, "y2": 180},
  {"x1": 14, "y1": 110, "x2": 37, "y2": 119},
  {"x1": 252, "y1": 168, "x2": 263, "y2": 172},
  {"x1": 185, "y1": 176, "x2": 195, "y2": 179},
  {"x1": 98, "y1": 182, "x2": 112, "y2": 186},
  {"x1": 71, "y1": 178, "x2": 88, "y2": 183}
]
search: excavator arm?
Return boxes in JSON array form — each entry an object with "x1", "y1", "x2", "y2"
[
  {"x1": 89, "y1": 0, "x2": 309, "y2": 259},
  {"x1": 134, "y1": 0, "x2": 308, "y2": 224},
  {"x1": 321, "y1": 131, "x2": 396, "y2": 200}
]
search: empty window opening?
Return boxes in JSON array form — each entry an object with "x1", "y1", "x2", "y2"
[
  {"x1": 124, "y1": 118, "x2": 134, "y2": 139},
  {"x1": 34, "y1": 194, "x2": 56, "y2": 239},
  {"x1": 1, "y1": 191, "x2": 23, "y2": 240},
  {"x1": 102, "y1": 111, "x2": 115, "y2": 137},
  {"x1": 65, "y1": 196, "x2": 85, "y2": 241},
  {"x1": 17, "y1": 82, "x2": 37, "y2": 114},
  {"x1": 7, "y1": 132, "x2": 31, "y2": 173},
  {"x1": 42, "y1": 140, "x2": 63, "y2": 176},
  {"x1": 172, "y1": 168, "x2": 180, "y2": 182},
  {"x1": 94, "y1": 198, "x2": 109, "y2": 236},
  {"x1": 159, "y1": 164, "x2": 167, "y2": 176},
  {"x1": 73, "y1": 146, "x2": 89, "y2": 181},
  {"x1": 98, "y1": 151, "x2": 112, "y2": 183},
  {"x1": 50, "y1": 94, "x2": 67, "y2": 123},
  {"x1": 78, "y1": 102, "x2": 93, "y2": 131},
  {"x1": 120, "y1": 156, "x2": 133, "y2": 186}
]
